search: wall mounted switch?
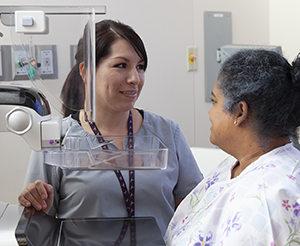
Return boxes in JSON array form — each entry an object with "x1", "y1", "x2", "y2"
[{"x1": 187, "y1": 46, "x2": 197, "y2": 71}]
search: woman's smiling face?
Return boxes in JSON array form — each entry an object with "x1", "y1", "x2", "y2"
[{"x1": 94, "y1": 38, "x2": 145, "y2": 114}]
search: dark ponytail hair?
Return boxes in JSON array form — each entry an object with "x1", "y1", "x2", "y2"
[{"x1": 60, "y1": 37, "x2": 85, "y2": 117}]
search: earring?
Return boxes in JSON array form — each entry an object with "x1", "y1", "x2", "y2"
[{"x1": 234, "y1": 120, "x2": 237, "y2": 124}]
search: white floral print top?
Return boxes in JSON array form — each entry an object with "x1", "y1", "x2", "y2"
[{"x1": 165, "y1": 143, "x2": 300, "y2": 246}]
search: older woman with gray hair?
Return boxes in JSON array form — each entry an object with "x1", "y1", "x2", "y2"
[{"x1": 165, "y1": 49, "x2": 300, "y2": 245}]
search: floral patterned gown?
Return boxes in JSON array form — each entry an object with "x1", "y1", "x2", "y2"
[{"x1": 164, "y1": 143, "x2": 300, "y2": 246}]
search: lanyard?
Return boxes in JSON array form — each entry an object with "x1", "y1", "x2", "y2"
[
  {"x1": 85, "y1": 111, "x2": 136, "y2": 246},
  {"x1": 85, "y1": 111, "x2": 135, "y2": 217}
]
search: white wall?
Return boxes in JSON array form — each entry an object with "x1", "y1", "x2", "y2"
[
  {"x1": 0, "y1": 0, "x2": 275, "y2": 204},
  {"x1": 269, "y1": 0, "x2": 300, "y2": 62}
]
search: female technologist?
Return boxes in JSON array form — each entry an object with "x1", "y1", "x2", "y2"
[{"x1": 18, "y1": 19, "x2": 203, "y2": 235}]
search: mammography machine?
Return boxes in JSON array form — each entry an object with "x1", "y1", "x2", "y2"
[{"x1": 0, "y1": 6, "x2": 167, "y2": 245}]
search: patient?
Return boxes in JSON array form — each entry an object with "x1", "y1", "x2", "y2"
[{"x1": 165, "y1": 49, "x2": 300, "y2": 245}]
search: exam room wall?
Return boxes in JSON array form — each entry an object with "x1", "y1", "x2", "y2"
[
  {"x1": 0, "y1": 0, "x2": 271, "y2": 204},
  {"x1": 269, "y1": 0, "x2": 300, "y2": 62}
]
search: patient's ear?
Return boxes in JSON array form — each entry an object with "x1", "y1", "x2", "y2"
[
  {"x1": 79, "y1": 62, "x2": 87, "y2": 84},
  {"x1": 235, "y1": 101, "x2": 248, "y2": 125}
]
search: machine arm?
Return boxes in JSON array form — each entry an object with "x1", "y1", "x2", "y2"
[{"x1": 0, "y1": 84, "x2": 61, "y2": 151}]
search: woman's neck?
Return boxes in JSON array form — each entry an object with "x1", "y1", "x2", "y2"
[
  {"x1": 231, "y1": 136, "x2": 290, "y2": 178},
  {"x1": 79, "y1": 108, "x2": 143, "y2": 136},
  {"x1": 96, "y1": 110, "x2": 131, "y2": 136}
]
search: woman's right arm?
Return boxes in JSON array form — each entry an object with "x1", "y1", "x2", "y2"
[
  {"x1": 18, "y1": 180, "x2": 54, "y2": 212},
  {"x1": 19, "y1": 149, "x2": 58, "y2": 213}
]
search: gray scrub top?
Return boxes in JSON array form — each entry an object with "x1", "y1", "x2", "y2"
[{"x1": 23, "y1": 110, "x2": 203, "y2": 234}]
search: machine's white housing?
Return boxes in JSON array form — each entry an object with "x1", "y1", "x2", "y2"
[
  {"x1": 0, "y1": 104, "x2": 61, "y2": 151},
  {"x1": 15, "y1": 10, "x2": 46, "y2": 33}
]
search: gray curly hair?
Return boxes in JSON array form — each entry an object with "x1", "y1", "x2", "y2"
[{"x1": 217, "y1": 49, "x2": 300, "y2": 141}]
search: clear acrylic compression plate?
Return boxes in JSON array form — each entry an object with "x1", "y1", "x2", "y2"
[
  {"x1": 43, "y1": 135, "x2": 168, "y2": 170},
  {"x1": 0, "y1": 5, "x2": 105, "y2": 121}
]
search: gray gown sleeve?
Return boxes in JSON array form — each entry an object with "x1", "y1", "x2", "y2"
[
  {"x1": 23, "y1": 150, "x2": 62, "y2": 216},
  {"x1": 173, "y1": 124, "x2": 204, "y2": 198}
]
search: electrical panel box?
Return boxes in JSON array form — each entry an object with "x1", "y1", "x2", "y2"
[
  {"x1": 0, "y1": 49, "x2": 2, "y2": 77},
  {"x1": 0, "y1": 46, "x2": 13, "y2": 81},
  {"x1": 204, "y1": 11, "x2": 232, "y2": 102}
]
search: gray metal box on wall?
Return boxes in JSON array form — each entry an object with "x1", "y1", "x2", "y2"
[
  {"x1": 0, "y1": 45, "x2": 12, "y2": 81},
  {"x1": 204, "y1": 11, "x2": 232, "y2": 102}
]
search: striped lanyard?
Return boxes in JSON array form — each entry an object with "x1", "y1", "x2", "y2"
[{"x1": 85, "y1": 111, "x2": 135, "y2": 217}]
